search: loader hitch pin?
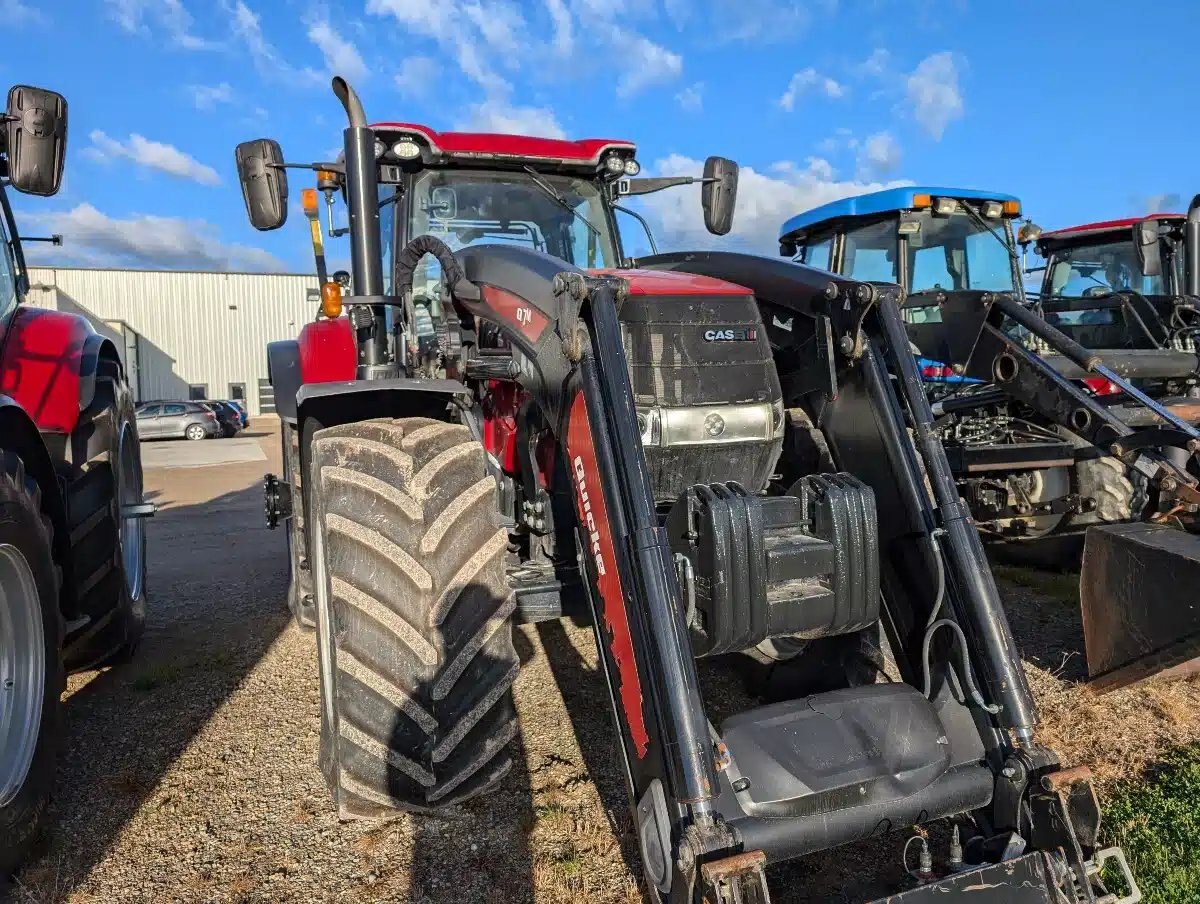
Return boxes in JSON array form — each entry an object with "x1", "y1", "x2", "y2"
[{"x1": 699, "y1": 850, "x2": 771, "y2": 904}]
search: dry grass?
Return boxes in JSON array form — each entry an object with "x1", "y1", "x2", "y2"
[{"x1": 998, "y1": 574, "x2": 1200, "y2": 787}]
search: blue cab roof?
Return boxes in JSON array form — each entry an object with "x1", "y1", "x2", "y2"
[{"x1": 780, "y1": 186, "x2": 1021, "y2": 241}]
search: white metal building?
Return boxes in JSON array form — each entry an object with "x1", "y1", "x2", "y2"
[{"x1": 28, "y1": 267, "x2": 321, "y2": 415}]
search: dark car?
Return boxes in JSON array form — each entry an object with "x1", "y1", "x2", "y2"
[
  {"x1": 201, "y1": 401, "x2": 242, "y2": 437},
  {"x1": 135, "y1": 400, "x2": 221, "y2": 440},
  {"x1": 225, "y1": 399, "x2": 250, "y2": 428}
]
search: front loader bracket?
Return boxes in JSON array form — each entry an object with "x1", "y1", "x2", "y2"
[{"x1": 698, "y1": 850, "x2": 771, "y2": 904}]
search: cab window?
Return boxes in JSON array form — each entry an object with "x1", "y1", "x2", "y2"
[
  {"x1": 800, "y1": 234, "x2": 833, "y2": 270},
  {"x1": 842, "y1": 219, "x2": 898, "y2": 283},
  {"x1": 0, "y1": 193, "x2": 18, "y2": 322}
]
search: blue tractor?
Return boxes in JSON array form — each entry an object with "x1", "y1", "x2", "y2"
[{"x1": 778, "y1": 187, "x2": 1196, "y2": 552}]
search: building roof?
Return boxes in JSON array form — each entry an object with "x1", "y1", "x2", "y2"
[
  {"x1": 369, "y1": 122, "x2": 636, "y2": 167},
  {"x1": 779, "y1": 186, "x2": 1021, "y2": 240},
  {"x1": 1038, "y1": 213, "x2": 1185, "y2": 244}
]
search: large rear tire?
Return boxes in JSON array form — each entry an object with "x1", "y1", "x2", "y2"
[
  {"x1": 62, "y1": 358, "x2": 147, "y2": 671},
  {"x1": 282, "y1": 421, "x2": 315, "y2": 630},
  {"x1": 308, "y1": 418, "x2": 518, "y2": 816},
  {"x1": 0, "y1": 451, "x2": 63, "y2": 877}
]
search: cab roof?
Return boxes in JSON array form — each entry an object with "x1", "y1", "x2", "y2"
[
  {"x1": 779, "y1": 186, "x2": 1021, "y2": 241},
  {"x1": 1037, "y1": 213, "x2": 1184, "y2": 247},
  {"x1": 370, "y1": 122, "x2": 636, "y2": 169}
]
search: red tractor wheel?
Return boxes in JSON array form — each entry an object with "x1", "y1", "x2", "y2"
[{"x1": 0, "y1": 450, "x2": 63, "y2": 877}]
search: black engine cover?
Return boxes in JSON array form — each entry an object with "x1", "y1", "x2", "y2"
[
  {"x1": 667, "y1": 474, "x2": 880, "y2": 657},
  {"x1": 620, "y1": 288, "x2": 783, "y2": 500}
]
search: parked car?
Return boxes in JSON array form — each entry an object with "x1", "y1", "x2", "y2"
[
  {"x1": 201, "y1": 400, "x2": 242, "y2": 437},
  {"x1": 135, "y1": 401, "x2": 221, "y2": 440},
  {"x1": 225, "y1": 399, "x2": 250, "y2": 428}
]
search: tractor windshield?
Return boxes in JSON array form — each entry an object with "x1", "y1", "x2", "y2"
[
  {"x1": 841, "y1": 208, "x2": 1019, "y2": 297},
  {"x1": 904, "y1": 210, "x2": 1017, "y2": 295},
  {"x1": 1045, "y1": 237, "x2": 1181, "y2": 299},
  {"x1": 405, "y1": 169, "x2": 618, "y2": 295}
]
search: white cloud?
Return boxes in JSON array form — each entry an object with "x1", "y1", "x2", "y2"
[
  {"x1": 779, "y1": 68, "x2": 846, "y2": 112},
  {"x1": 23, "y1": 204, "x2": 285, "y2": 272},
  {"x1": 224, "y1": 0, "x2": 320, "y2": 84},
  {"x1": 1, "y1": 0, "x2": 43, "y2": 25},
  {"x1": 306, "y1": 18, "x2": 368, "y2": 82},
  {"x1": 105, "y1": 0, "x2": 214, "y2": 49},
  {"x1": 676, "y1": 82, "x2": 703, "y2": 112},
  {"x1": 394, "y1": 56, "x2": 439, "y2": 98},
  {"x1": 368, "y1": 0, "x2": 513, "y2": 95},
  {"x1": 857, "y1": 131, "x2": 901, "y2": 177},
  {"x1": 638, "y1": 154, "x2": 910, "y2": 251},
  {"x1": 1144, "y1": 193, "x2": 1182, "y2": 214},
  {"x1": 86, "y1": 131, "x2": 221, "y2": 186},
  {"x1": 545, "y1": 0, "x2": 574, "y2": 54},
  {"x1": 857, "y1": 48, "x2": 891, "y2": 78},
  {"x1": 189, "y1": 82, "x2": 234, "y2": 111},
  {"x1": 457, "y1": 102, "x2": 565, "y2": 139},
  {"x1": 711, "y1": 0, "x2": 811, "y2": 43},
  {"x1": 614, "y1": 28, "x2": 682, "y2": 98},
  {"x1": 906, "y1": 51, "x2": 964, "y2": 140}
]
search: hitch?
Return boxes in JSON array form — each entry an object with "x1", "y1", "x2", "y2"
[
  {"x1": 699, "y1": 850, "x2": 771, "y2": 904},
  {"x1": 263, "y1": 473, "x2": 292, "y2": 529}
]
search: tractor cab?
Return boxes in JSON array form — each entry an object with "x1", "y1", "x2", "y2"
[
  {"x1": 780, "y1": 186, "x2": 1023, "y2": 319},
  {"x1": 1035, "y1": 215, "x2": 1200, "y2": 385}
]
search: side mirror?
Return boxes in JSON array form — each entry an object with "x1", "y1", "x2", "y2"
[
  {"x1": 429, "y1": 186, "x2": 457, "y2": 220},
  {"x1": 1134, "y1": 219, "x2": 1162, "y2": 278},
  {"x1": 5, "y1": 85, "x2": 67, "y2": 197},
  {"x1": 702, "y1": 156, "x2": 738, "y2": 236},
  {"x1": 235, "y1": 139, "x2": 289, "y2": 231}
]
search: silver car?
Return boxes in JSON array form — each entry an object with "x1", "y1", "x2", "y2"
[{"x1": 135, "y1": 401, "x2": 221, "y2": 441}]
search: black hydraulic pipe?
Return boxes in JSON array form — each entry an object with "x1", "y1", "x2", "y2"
[
  {"x1": 874, "y1": 299, "x2": 1038, "y2": 742},
  {"x1": 993, "y1": 295, "x2": 1200, "y2": 438},
  {"x1": 929, "y1": 388, "x2": 1009, "y2": 416},
  {"x1": 333, "y1": 77, "x2": 386, "y2": 367},
  {"x1": 1187, "y1": 194, "x2": 1200, "y2": 297},
  {"x1": 583, "y1": 280, "x2": 719, "y2": 817}
]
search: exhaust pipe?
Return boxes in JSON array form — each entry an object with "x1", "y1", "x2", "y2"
[
  {"x1": 332, "y1": 76, "x2": 387, "y2": 369},
  {"x1": 1187, "y1": 194, "x2": 1200, "y2": 297}
]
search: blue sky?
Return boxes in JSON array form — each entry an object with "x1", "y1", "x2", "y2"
[{"x1": 8, "y1": 0, "x2": 1200, "y2": 272}]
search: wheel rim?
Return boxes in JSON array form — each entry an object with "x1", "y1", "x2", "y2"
[
  {"x1": 117, "y1": 421, "x2": 145, "y2": 600},
  {"x1": 187, "y1": 425, "x2": 203, "y2": 440},
  {"x1": 0, "y1": 543, "x2": 46, "y2": 807}
]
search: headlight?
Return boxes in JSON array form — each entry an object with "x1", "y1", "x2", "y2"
[
  {"x1": 623, "y1": 158, "x2": 640, "y2": 176},
  {"x1": 373, "y1": 139, "x2": 386, "y2": 159},
  {"x1": 933, "y1": 197, "x2": 958, "y2": 215},
  {"x1": 982, "y1": 201, "x2": 1003, "y2": 219},
  {"x1": 392, "y1": 138, "x2": 421, "y2": 160},
  {"x1": 604, "y1": 153, "x2": 625, "y2": 175}
]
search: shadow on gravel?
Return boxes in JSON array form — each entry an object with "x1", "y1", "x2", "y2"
[
  {"x1": 14, "y1": 479, "x2": 291, "y2": 897},
  {"x1": 402, "y1": 627, "x2": 536, "y2": 904},
  {"x1": 536, "y1": 620, "x2": 642, "y2": 882}
]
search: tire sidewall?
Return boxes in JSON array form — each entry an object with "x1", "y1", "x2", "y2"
[{"x1": 0, "y1": 469, "x2": 63, "y2": 877}]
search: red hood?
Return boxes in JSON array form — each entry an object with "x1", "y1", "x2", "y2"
[{"x1": 587, "y1": 267, "x2": 751, "y2": 297}]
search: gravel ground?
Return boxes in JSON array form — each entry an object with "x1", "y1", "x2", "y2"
[{"x1": 6, "y1": 418, "x2": 1198, "y2": 903}]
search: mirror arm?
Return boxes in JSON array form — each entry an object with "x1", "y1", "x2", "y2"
[
  {"x1": 23, "y1": 234, "x2": 63, "y2": 245},
  {"x1": 270, "y1": 161, "x2": 345, "y2": 174}
]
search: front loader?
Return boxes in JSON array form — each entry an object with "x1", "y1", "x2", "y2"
[
  {"x1": 237, "y1": 78, "x2": 1141, "y2": 902},
  {"x1": 780, "y1": 188, "x2": 1200, "y2": 693}
]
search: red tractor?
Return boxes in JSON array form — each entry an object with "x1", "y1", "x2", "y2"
[
  {"x1": 0, "y1": 86, "x2": 149, "y2": 874},
  {"x1": 239, "y1": 78, "x2": 1142, "y2": 902}
]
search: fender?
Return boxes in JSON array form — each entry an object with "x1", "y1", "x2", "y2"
[
  {"x1": 269, "y1": 317, "x2": 357, "y2": 420},
  {"x1": 78, "y1": 333, "x2": 121, "y2": 412},
  {"x1": 0, "y1": 306, "x2": 94, "y2": 434}
]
